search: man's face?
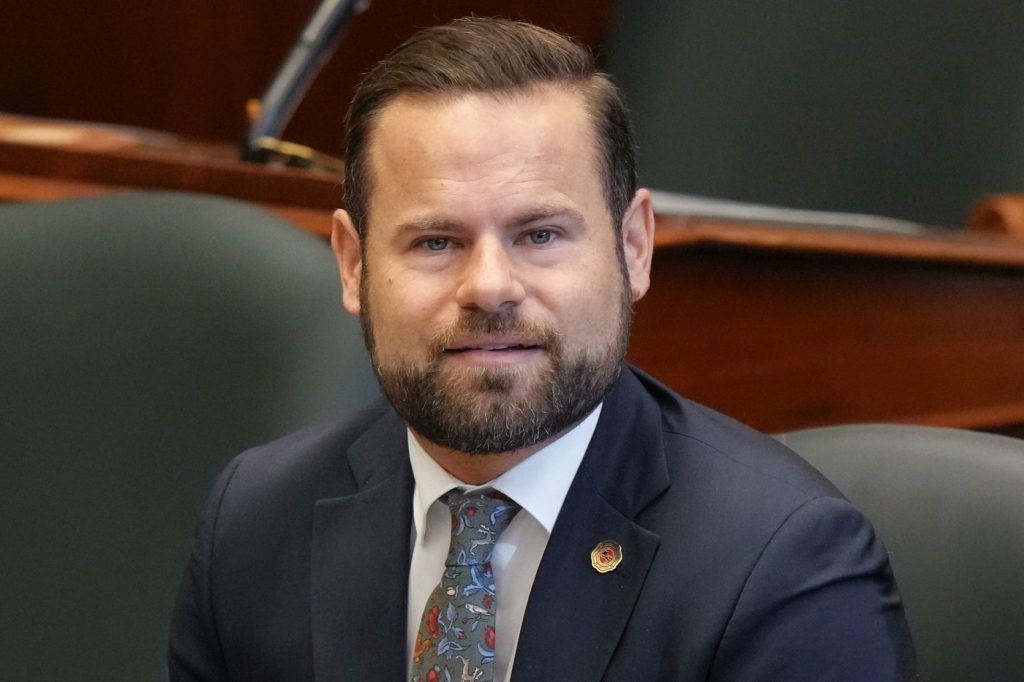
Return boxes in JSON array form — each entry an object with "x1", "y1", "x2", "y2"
[{"x1": 334, "y1": 85, "x2": 653, "y2": 455}]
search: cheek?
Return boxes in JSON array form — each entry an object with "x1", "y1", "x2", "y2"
[
  {"x1": 564, "y1": 265, "x2": 628, "y2": 332},
  {"x1": 366, "y1": 274, "x2": 452, "y2": 341},
  {"x1": 543, "y1": 279, "x2": 612, "y2": 336}
]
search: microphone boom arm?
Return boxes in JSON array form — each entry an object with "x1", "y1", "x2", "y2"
[{"x1": 242, "y1": 0, "x2": 371, "y2": 164}]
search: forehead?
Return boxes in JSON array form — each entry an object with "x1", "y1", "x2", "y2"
[
  {"x1": 371, "y1": 83, "x2": 596, "y2": 148},
  {"x1": 363, "y1": 85, "x2": 604, "y2": 217}
]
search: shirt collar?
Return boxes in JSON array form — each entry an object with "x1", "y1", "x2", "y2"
[{"x1": 408, "y1": 403, "x2": 602, "y2": 546}]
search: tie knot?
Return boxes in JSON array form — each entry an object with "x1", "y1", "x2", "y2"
[{"x1": 443, "y1": 489, "x2": 521, "y2": 567}]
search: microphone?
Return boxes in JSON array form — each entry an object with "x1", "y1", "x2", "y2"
[{"x1": 242, "y1": 0, "x2": 372, "y2": 164}]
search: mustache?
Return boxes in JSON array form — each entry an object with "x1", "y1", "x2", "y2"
[{"x1": 428, "y1": 311, "x2": 561, "y2": 356}]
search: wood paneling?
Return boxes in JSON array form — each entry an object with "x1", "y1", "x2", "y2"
[
  {"x1": 0, "y1": 1, "x2": 608, "y2": 155},
  {"x1": 629, "y1": 218, "x2": 1024, "y2": 433}
]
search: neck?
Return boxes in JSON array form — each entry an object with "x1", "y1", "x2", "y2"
[{"x1": 411, "y1": 430, "x2": 565, "y2": 485}]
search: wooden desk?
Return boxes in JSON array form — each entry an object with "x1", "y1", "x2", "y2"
[
  {"x1": 4, "y1": 114, "x2": 1022, "y2": 434},
  {"x1": 631, "y1": 217, "x2": 1024, "y2": 433},
  {"x1": 0, "y1": 114, "x2": 339, "y2": 235}
]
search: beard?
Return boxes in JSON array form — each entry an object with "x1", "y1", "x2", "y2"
[{"x1": 360, "y1": 278, "x2": 633, "y2": 455}]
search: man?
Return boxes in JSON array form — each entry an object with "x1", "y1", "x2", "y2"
[{"x1": 169, "y1": 18, "x2": 915, "y2": 681}]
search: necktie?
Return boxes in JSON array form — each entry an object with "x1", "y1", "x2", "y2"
[{"x1": 410, "y1": 489, "x2": 521, "y2": 682}]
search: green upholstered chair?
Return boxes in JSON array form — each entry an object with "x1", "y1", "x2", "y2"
[
  {"x1": 776, "y1": 424, "x2": 1024, "y2": 681},
  {"x1": 0, "y1": 191, "x2": 378, "y2": 681}
]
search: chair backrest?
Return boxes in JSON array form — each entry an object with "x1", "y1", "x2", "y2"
[
  {"x1": 0, "y1": 191, "x2": 379, "y2": 681},
  {"x1": 776, "y1": 424, "x2": 1024, "y2": 681}
]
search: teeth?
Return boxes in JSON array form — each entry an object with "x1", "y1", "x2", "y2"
[{"x1": 450, "y1": 343, "x2": 536, "y2": 352}]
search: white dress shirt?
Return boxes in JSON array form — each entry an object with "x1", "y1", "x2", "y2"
[{"x1": 406, "y1": 404, "x2": 602, "y2": 681}]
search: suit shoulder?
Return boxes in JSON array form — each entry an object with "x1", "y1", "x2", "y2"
[
  {"x1": 217, "y1": 399, "x2": 398, "y2": 504},
  {"x1": 628, "y1": 365, "x2": 842, "y2": 503}
]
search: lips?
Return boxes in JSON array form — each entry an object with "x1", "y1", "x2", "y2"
[
  {"x1": 432, "y1": 316, "x2": 556, "y2": 358},
  {"x1": 446, "y1": 341, "x2": 542, "y2": 353}
]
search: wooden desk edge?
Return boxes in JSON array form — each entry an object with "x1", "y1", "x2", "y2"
[{"x1": 655, "y1": 214, "x2": 1024, "y2": 269}]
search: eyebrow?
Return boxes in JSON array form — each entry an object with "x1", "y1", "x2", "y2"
[
  {"x1": 395, "y1": 204, "x2": 585, "y2": 236},
  {"x1": 510, "y1": 205, "x2": 586, "y2": 228},
  {"x1": 394, "y1": 216, "x2": 463, "y2": 236}
]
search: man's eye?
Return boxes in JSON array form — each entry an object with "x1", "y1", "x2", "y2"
[
  {"x1": 423, "y1": 237, "x2": 449, "y2": 251},
  {"x1": 528, "y1": 229, "x2": 554, "y2": 245}
]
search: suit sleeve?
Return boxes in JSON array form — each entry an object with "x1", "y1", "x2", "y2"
[
  {"x1": 710, "y1": 496, "x2": 917, "y2": 681},
  {"x1": 167, "y1": 456, "x2": 243, "y2": 682}
]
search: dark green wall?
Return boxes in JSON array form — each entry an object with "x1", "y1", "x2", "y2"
[{"x1": 604, "y1": 1, "x2": 1024, "y2": 226}]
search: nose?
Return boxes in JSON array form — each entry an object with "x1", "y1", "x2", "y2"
[{"x1": 455, "y1": 237, "x2": 526, "y2": 312}]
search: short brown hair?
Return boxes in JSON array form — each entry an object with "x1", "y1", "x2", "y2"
[{"x1": 342, "y1": 17, "x2": 636, "y2": 235}]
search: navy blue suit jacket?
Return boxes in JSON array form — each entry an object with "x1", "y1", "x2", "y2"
[{"x1": 169, "y1": 365, "x2": 915, "y2": 680}]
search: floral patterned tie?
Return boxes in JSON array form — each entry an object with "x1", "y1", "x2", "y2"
[{"x1": 410, "y1": 489, "x2": 521, "y2": 682}]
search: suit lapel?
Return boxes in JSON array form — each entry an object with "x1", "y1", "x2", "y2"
[
  {"x1": 311, "y1": 410, "x2": 413, "y2": 682},
  {"x1": 512, "y1": 368, "x2": 670, "y2": 681}
]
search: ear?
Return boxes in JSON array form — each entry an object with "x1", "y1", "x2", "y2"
[
  {"x1": 331, "y1": 209, "x2": 364, "y2": 317},
  {"x1": 620, "y1": 188, "x2": 655, "y2": 302}
]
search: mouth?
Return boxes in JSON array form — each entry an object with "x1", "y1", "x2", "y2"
[
  {"x1": 441, "y1": 338, "x2": 546, "y2": 365},
  {"x1": 445, "y1": 342, "x2": 543, "y2": 354}
]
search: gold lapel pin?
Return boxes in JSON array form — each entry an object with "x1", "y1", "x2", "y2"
[{"x1": 591, "y1": 540, "x2": 623, "y2": 573}]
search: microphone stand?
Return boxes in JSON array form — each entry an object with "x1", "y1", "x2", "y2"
[{"x1": 242, "y1": 0, "x2": 371, "y2": 165}]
